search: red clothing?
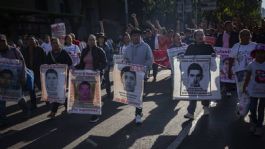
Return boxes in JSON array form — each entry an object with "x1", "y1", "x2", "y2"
[{"x1": 73, "y1": 39, "x2": 80, "y2": 46}]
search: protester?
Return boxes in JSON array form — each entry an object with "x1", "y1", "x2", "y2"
[
  {"x1": 45, "y1": 37, "x2": 72, "y2": 118},
  {"x1": 229, "y1": 29, "x2": 257, "y2": 98},
  {"x1": 64, "y1": 34, "x2": 81, "y2": 66},
  {"x1": 40, "y1": 35, "x2": 52, "y2": 55},
  {"x1": 75, "y1": 34, "x2": 107, "y2": 122},
  {"x1": 243, "y1": 44, "x2": 265, "y2": 136},
  {"x1": 119, "y1": 32, "x2": 131, "y2": 55},
  {"x1": 0, "y1": 34, "x2": 30, "y2": 126},
  {"x1": 20, "y1": 36, "x2": 46, "y2": 110},
  {"x1": 184, "y1": 29, "x2": 216, "y2": 119},
  {"x1": 123, "y1": 29, "x2": 154, "y2": 125},
  {"x1": 97, "y1": 32, "x2": 113, "y2": 98}
]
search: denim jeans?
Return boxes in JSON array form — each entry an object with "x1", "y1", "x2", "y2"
[
  {"x1": 249, "y1": 97, "x2": 265, "y2": 127},
  {"x1": 187, "y1": 100, "x2": 210, "y2": 115}
]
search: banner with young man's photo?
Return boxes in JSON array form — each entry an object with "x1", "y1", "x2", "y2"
[
  {"x1": 0, "y1": 58, "x2": 23, "y2": 101},
  {"x1": 40, "y1": 64, "x2": 68, "y2": 103},
  {"x1": 67, "y1": 70, "x2": 101, "y2": 115},
  {"x1": 215, "y1": 47, "x2": 236, "y2": 83},
  {"x1": 173, "y1": 55, "x2": 221, "y2": 100},
  {"x1": 167, "y1": 46, "x2": 187, "y2": 69},
  {"x1": 51, "y1": 22, "x2": 66, "y2": 44},
  {"x1": 113, "y1": 63, "x2": 145, "y2": 108}
]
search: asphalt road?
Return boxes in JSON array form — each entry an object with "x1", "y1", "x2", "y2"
[{"x1": 0, "y1": 69, "x2": 264, "y2": 149}]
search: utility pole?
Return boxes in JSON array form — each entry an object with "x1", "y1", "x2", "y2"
[
  {"x1": 195, "y1": 0, "x2": 198, "y2": 28},
  {"x1": 182, "y1": 0, "x2": 185, "y2": 31},
  {"x1": 125, "y1": 0, "x2": 129, "y2": 26}
]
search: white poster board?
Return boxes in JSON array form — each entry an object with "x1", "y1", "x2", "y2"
[
  {"x1": 0, "y1": 58, "x2": 23, "y2": 101},
  {"x1": 67, "y1": 70, "x2": 101, "y2": 115},
  {"x1": 173, "y1": 55, "x2": 221, "y2": 100},
  {"x1": 40, "y1": 64, "x2": 68, "y2": 103},
  {"x1": 113, "y1": 64, "x2": 145, "y2": 108}
]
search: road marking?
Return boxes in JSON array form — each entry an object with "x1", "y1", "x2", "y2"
[{"x1": 167, "y1": 111, "x2": 204, "y2": 149}]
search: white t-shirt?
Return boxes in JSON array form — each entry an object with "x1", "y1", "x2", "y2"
[
  {"x1": 246, "y1": 61, "x2": 265, "y2": 97},
  {"x1": 41, "y1": 42, "x2": 52, "y2": 55},
  {"x1": 229, "y1": 42, "x2": 257, "y2": 72},
  {"x1": 64, "y1": 44, "x2": 81, "y2": 66}
]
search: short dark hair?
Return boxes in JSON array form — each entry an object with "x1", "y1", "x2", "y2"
[
  {"x1": 78, "y1": 81, "x2": 91, "y2": 89},
  {"x1": 187, "y1": 63, "x2": 203, "y2": 76},
  {"x1": 130, "y1": 28, "x2": 142, "y2": 36},
  {"x1": 0, "y1": 69, "x2": 13, "y2": 78},
  {"x1": 45, "y1": 69, "x2": 58, "y2": 77},
  {"x1": 224, "y1": 21, "x2": 232, "y2": 28},
  {"x1": 120, "y1": 66, "x2": 136, "y2": 78}
]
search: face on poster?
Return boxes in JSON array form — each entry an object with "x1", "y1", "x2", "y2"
[
  {"x1": 0, "y1": 58, "x2": 22, "y2": 100},
  {"x1": 74, "y1": 80, "x2": 95, "y2": 104},
  {"x1": 215, "y1": 47, "x2": 235, "y2": 82},
  {"x1": 113, "y1": 64, "x2": 145, "y2": 107},
  {"x1": 180, "y1": 58, "x2": 211, "y2": 96},
  {"x1": 68, "y1": 70, "x2": 101, "y2": 114},
  {"x1": 41, "y1": 65, "x2": 67, "y2": 102}
]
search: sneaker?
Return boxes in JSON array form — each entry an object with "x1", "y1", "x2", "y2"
[
  {"x1": 90, "y1": 115, "x2": 99, "y2": 123},
  {"x1": 184, "y1": 113, "x2": 194, "y2": 119},
  {"x1": 203, "y1": 106, "x2": 210, "y2": 115},
  {"x1": 254, "y1": 127, "x2": 263, "y2": 136},
  {"x1": 135, "y1": 115, "x2": 142, "y2": 125},
  {"x1": 47, "y1": 112, "x2": 55, "y2": 119},
  {"x1": 226, "y1": 92, "x2": 232, "y2": 96}
]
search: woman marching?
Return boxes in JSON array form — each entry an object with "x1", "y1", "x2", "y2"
[
  {"x1": 46, "y1": 37, "x2": 72, "y2": 118},
  {"x1": 75, "y1": 34, "x2": 107, "y2": 122}
]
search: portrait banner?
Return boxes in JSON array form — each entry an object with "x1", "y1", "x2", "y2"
[
  {"x1": 167, "y1": 46, "x2": 187, "y2": 69},
  {"x1": 51, "y1": 23, "x2": 66, "y2": 44},
  {"x1": 215, "y1": 47, "x2": 235, "y2": 83},
  {"x1": 113, "y1": 54, "x2": 125, "y2": 64},
  {"x1": 153, "y1": 50, "x2": 170, "y2": 68},
  {"x1": 173, "y1": 55, "x2": 221, "y2": 100},
  {"x1": 113, "y1": 63, "x2": 145, "y2": 108},
  {"x1": 67, "y1": 70, "x2": 101, "y2": 115},
  {"x1": 0, "y1": 58, "x2": 23, "y2": 101},
  {"x1": 40, "y1": 64, "x2": 68, "y2": 104}
]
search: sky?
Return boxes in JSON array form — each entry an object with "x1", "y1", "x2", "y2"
[{"x1": 263, "y1": 0, "x2": 265, "y2": 8}]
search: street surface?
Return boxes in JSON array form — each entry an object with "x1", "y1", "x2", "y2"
[{"x1": 0, "y1": 69, "x2": 264, "y2": 149}]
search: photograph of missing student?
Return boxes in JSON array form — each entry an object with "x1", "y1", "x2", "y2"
[
  {"x1": 215, "y1": 47, "x2": 235, "y2": 83},
  {"x1": 67, "y1": 70, "x2": 101, "y2": 115},
  {"x1": 113, "y1": 63, "x2": 145, "y2": 108},
  {"x1": 173, "y1": 55, "x2": 221, "y2": 100},
  {"x1": 40, "y1": 64, "x2": 67, "y2": 103},
  {"x1": 0, "y1": 58, "x2": 22, "y2": 101}
]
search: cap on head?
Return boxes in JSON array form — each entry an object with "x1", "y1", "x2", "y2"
[{"x1": 130, "y1": 28, "x2": 142, "y2": 36}]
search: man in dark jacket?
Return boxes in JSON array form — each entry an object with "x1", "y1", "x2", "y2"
[
  {"x1": 20, "y1": 36, "x2": 46, "y2": 110},
  {"x1": 215, "y1": 21, "x2": 239, "y2": 48}
]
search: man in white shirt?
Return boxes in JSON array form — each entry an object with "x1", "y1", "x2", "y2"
[{"x1": 41, "y1": 35, "x2": 52, "y2": 55}]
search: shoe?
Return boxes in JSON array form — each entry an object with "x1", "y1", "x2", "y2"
[
  {"x1": 184, "y1": 113, "x2": 194, "y2": 119},
  {"x1": 47, "y1": 112, "x2": 56, "y2": 119},
  {"x1": 135, "y1": 115, "x2": 142, "y2": 125},
  {"x1": 249, "y1": 124, "x2": 256, "y2": 133},
  {"x1": 254, "y1": 127, "x2": 263, "y2": 136},
  {"x1": 90, "y1": 115, "x2": 99, "y2": 123},
  {"x1": 226, "y1": 92, "x2": 232, "y2": 96},
  {"x1": 30, "y1": 104, "x2": 37, "y2": 111},
  {"x1": 203, "y1": 106, "x2": 210, "y2": 115}
]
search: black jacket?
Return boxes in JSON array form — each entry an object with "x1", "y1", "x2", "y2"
[
  {"x1": 215, "y1": 31, "x2": 239, "y2": 48},
  {"x1": 185, "y1": 43, "x2": 215, "y2": 56},
  {"x1": 20, "y1": 46, "x2": 46, "y2": 74},
  {"x1": 46, "y1": 50, "x2": 72, "y2": 66},
  {"x1": 76, "y1": 46, "x2": 107, "y2": 72}
]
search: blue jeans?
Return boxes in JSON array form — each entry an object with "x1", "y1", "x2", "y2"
[
  {"x1": 187, "y1": 100, "x2": 210, "y2": 115},
  {"x1": 249, "y1": 97, "x2": 265, "y2": 127}
]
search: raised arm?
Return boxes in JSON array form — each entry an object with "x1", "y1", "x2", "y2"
[
  {"x1": 131, "y1": 13, "x2": 139, "y2": 29},
  {"x1": 99, "y1": 20, "x2": 104, "y2": 33}
]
